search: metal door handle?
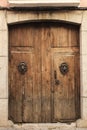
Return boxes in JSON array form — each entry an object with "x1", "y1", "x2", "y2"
[{"x1": 54, "y1": 70, "x2": 60, "y2": 85}]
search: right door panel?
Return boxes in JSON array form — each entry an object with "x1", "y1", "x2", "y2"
[{"x1": 53, "y1": 51, "x2": 80, "y2": 122}]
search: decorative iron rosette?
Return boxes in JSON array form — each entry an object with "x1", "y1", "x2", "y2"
[
  {"x1": 17, "y1": 62, "x2": 28, "y2": 75},
  {"x1": 59, "y1": 62, "x2": 69, "y2": 75}
]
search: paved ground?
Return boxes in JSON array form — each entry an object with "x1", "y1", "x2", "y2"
[
  {"x1": 0, "y1": 127, "x2": 87, "y2": 130},
  {"x1": 0, "y1": 122, "x2": 87, "y2": 130}
]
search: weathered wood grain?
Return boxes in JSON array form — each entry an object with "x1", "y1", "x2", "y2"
[{"x1": 9, "y1": 22, "x2": 80, "y2": 123}]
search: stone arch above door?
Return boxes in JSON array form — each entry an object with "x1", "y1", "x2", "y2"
[{"x1": 7, "y1": 10, "x2": 83, "y2": 25}]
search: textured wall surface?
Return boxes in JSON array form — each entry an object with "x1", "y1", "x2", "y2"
[
  {"x1": 80, "y1": 0, "x2": 87, "y2": 7},
  {"x1": 0, "y1": 0, "x2": 8, "y2": 7},
  {"x1": 0, "y1": 0, "x2": 87, "y2": 7},
  {"x1": 0, "y1": 9, "x2": 87, "y2": 128}
]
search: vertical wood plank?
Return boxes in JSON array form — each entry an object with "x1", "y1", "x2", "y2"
[
  {"x1": 22, "y1": 52, "x2": 34, "y2": 123},
  {"x1": 41, "y1": 25, "x2": 52, "y2": 122},
  {"x1": 74, "y1": 54, "x2": 80, "y2": 119},
  {"x1": 9, "y1": 52, "x2": 23, "y2": 122},
  {"x1": 32, "y1": 26, "x2": 42, "y2": 123}
]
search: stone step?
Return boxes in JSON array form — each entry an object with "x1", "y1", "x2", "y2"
[{"x1": 0, "y1": 127, "x2": 87, "y2": 130}]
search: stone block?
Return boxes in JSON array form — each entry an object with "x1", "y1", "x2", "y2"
[
  {"x1": 66, "y1": 10, "x2": 83, "y2": 24},
  {"x1": 0, "y1": 57, "x2": 8, "y2": 98},
  {"x1": 76, "y1": 119, "x2": 87, "y2": 128},
  {"x1": 80, "y1": 31, "x2": 87, "y2": 55},
  {"x1": 0, "y1": 99, "x2": 8, "y2": 125},
  {"x1": 0, "y1": 31, "x2": 8, "y2": 56},
  {"x1": 7, "y1": 10, "x2": 83, "y2": 25},
  {"x1": 81, "y1": 71, "x2": 87, "y2": 97},
  {"x1": 0, "y1": 11, "x2": 7, "y2": 30},
  {"x1": 22, "y1": 124, "x2": 45, "y2": 130},
  {"x1": 81, "y1": 55, "x2": 87, "y2": 71},
  {"x1": 60, "y1": 127, "x2": 75, "y2": 130},
  {"x1": 21, "y1": 123, "x2": 76, "y2": 130},
  {"x1": 76, "y1": 128, "x2": 87, "y2": 130},
  {"x1": 18, "y1": 11, "x2": 68, "y2": 25},
  {"x1": 0, "y1": 128, "x2": 8, "y2": 130},
  {"x1": 82, "y1": 11, "x2": 87, "y2": 31},
  {"x1": 7, "y1": 11, "x2": 67, "y2": 24},
  {"x1": 8, "y1": 0, "x2": 80, "y2": 7},
  {"x1": 7, "y1": 11, "x2": 19, "y2": 24},
  {"x1": 81, "y1": 98, "x2": 87, "y2": 120}
]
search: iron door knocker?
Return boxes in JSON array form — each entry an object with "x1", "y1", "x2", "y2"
[
  {"x1": 17, "y1": 62, "x2": 28, "y2": 75},
  {"x1": 59, "y1": 62, "x2": 69, "y2": 75}
]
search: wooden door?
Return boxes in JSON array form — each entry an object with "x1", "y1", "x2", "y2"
[{"x1": 9, "y1": 22, "x2": 80, "y2": 123}]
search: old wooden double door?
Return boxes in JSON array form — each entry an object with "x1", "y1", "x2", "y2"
[{"x1": 9, "y1": 22, "x2": 80, "y2": 123}]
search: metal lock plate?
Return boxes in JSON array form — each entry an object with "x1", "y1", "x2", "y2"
[
  {"x1": 59, "y1": 62, "x2": 69, "y2": 75},
  {"x1": 17, "y1": 62, "x2": 28, "y2": 75}
]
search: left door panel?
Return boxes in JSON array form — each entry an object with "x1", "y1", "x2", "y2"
[{"x1": 9, "y1": 51, "x2": 34, "y2": 122}]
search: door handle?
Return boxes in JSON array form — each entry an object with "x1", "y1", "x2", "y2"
[{"x1": 54, "y1": 70, "x2": 60, "y2": 85}]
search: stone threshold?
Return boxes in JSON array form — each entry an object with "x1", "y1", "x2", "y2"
[
  {"x1": 0, "y1": 120, "x2": 76, "y2": 128},
  {"x1": 1, "y1": 119, "x2": 87, "y2": 128}
]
